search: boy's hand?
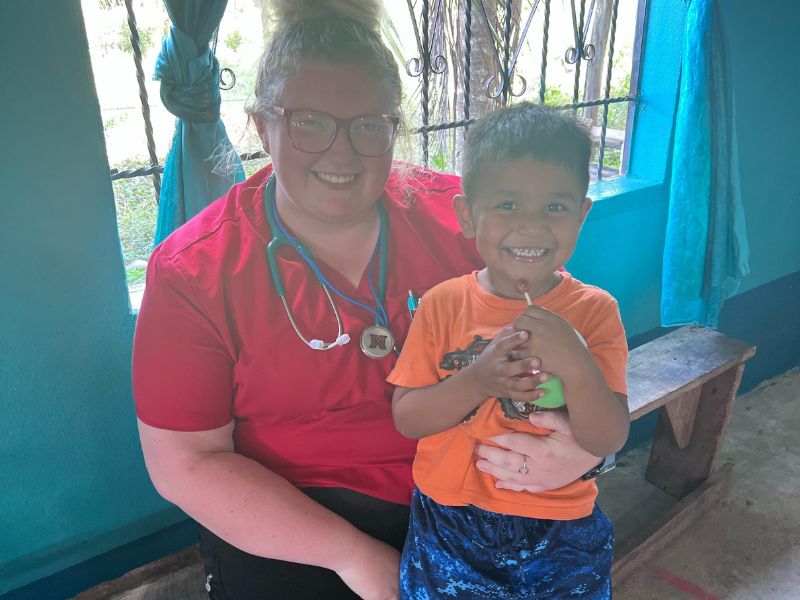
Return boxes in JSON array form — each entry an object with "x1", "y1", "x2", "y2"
[
  {"x1": 511, "y1": 305, "x2": 630, "y2": 456},
  {"x1": 511, "y1": 305, "x2": 593, "y2": 378},
  {"x1": 463, "y1": 325, "x2": 548, "y2": 404}
]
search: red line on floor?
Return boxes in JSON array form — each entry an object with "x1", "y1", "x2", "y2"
[{"x1": 656, "y1": 568, "x2": 720, "y2": 600}]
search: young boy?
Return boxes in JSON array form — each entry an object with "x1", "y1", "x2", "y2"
[{"x1": 388, "y1": 103, "x2": 630, "y2": 599}]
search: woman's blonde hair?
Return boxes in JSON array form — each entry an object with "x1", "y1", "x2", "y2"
[{"x1": 246, "y1": 0, "x2": 403, "y2": 119}]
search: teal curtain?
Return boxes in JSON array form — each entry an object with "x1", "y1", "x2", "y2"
[
  {"x1": 154, "y1": 0, "x2": 245, "y2": 245},
  {"x1": 660, "y1": 0, "x2": 749, "y2": 328}
]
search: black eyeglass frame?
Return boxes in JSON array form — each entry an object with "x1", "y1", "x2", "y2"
[{"x1": 270, "y1": 106, "x2": 401, "y2": 157}]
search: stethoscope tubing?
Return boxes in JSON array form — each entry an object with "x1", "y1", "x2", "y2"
[{"x1": 264, "y1": 175, "x2": 391, "y2": 332}]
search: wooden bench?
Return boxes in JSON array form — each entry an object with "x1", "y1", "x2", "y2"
[
  {"x1": 611, "y1": 325, "x2": 756, "y2": 585},
  {"x1": 74, "y1": 325, "x2": 755, "y2": 598}
]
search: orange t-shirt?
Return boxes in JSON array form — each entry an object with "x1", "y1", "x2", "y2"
[{"x1": 387, "y1": 271, "x2": 628, "y2": 520}]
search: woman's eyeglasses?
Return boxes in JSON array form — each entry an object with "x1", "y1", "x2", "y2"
[{"x1": 270, "y1": 107, "x2": 400, "y2": 157}]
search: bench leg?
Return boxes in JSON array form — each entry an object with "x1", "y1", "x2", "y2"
[
  {"x1": 645, "y1": 363, "x2": 745, "y2": 497},
  {"x1": 663, "y1": 386, "x2": 702, "y2": 449},
  {"x1": 612, "y1": 463, "x2": 733, "y2": 587}
]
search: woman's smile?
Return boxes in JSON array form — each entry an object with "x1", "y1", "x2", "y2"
[{"x1": 314, "y1": 171, "x2": 358, "y2": 185}]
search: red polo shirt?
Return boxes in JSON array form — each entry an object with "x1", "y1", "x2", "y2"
[{"x1": 132, "y1": 164, "x2": 482, "y2": 504}]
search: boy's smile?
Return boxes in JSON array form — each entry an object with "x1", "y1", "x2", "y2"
[{"x1": 454, "y1": 158, "x2": 591, "y2": 300}]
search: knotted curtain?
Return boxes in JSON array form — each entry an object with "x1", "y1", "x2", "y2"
[{"x1": 154, "y1": 0, "x2": 245, "y2": 244}]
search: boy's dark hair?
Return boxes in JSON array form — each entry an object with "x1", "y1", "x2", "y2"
[{"x1": 461, "y1": 102, "x2": 592, "y2": 199}]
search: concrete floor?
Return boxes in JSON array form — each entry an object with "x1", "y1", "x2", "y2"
[
  {"x1": 75, "y1": 367, "x2": 800, "y2": 599},
  {"x1": 606, "y1": 367, "x2": 800, "y2": 600}
]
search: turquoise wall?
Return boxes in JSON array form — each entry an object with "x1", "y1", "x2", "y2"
[
  {"x1": 0, "y1": 1, "x2": 183, "y2": 594},
  {"x1": 1, "y1": 0, "x2": 798, "y2": 594},
  {"x1": 721, "y1": 1, "x2": 800, "y2": 290}
]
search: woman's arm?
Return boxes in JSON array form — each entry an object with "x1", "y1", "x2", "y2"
[{"x1": 137, "y1": 419, "x2": 399, "y2": 600}]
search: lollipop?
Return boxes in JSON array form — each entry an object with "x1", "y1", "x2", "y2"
[
  {"x1": 504, "y1": 277, "x2": 566, "y2": 415},
  {"x1": 515, "y1": 278, "x2": 534, "y2": 306}
]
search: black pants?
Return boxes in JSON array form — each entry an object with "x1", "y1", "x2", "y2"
[{"x1": 198, "y1": 487, "x2": 410, "y2": 599}]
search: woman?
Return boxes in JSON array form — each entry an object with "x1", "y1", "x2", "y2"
[{"x1": 132, "y1": 1, "x2": 601, "y2": 598}]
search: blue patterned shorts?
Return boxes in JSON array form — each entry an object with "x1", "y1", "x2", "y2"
[{"x1": 400, "y1": 489, "x2": 614, "y2": 599}]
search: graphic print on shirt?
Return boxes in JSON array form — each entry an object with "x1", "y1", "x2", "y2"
[
  {"x1": 438, "y1": 336, "x2": 492, "y2": 423},
  {"x1": 439, "y1": 335, "x2": 539, "y2": 423}
]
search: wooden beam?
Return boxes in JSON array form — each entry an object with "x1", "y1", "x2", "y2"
[{"x1": 612, "y1": 462, "x2": 733, "y2": 587}]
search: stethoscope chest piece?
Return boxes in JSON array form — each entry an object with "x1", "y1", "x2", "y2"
[{"x1": 359, "y1": 325, "x2": 395, "y2": 359}]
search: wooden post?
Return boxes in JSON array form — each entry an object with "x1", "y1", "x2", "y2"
[
  {"x1": 663, "y1": 386, "x2": 702, "y2": 449},
  {"x1": 645, "y1": 363, "x2": 745, "y2": 497}
]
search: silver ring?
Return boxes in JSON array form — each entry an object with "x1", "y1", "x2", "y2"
[{"x1": 518, "y1": 456, "x2": 529, "y2": 475}]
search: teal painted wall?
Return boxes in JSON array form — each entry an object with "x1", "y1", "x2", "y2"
[
  {"x1": 0, "y1": 0, "x2": 183, "y2": 594},
  {"x1": 1, "y1": 0, "x2": 798, "y2": 594},
  {"x1": 721, "y1": 1, "x2": 800, "y2": 291}
]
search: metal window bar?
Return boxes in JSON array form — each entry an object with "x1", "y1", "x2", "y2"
[
  {"x1": 403, "y1": 0, "x2": 644, "y2": 181},
  {"x1": 110, "y1": 0, "x2": 645, "y2": 186},
  {"x1": 622, "y1": 0, "x2": 649, "y2": 174},
  {"x1": 122, "y1": 0, "x2": 160, "y2": 200},
  {"x1": 597, "y1": 0, "x2": 621, "y2": 175}
]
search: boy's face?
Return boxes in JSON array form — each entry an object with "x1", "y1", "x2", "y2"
[{"x1": 454, "y1": 158, "x2": 591, "y2": 299}]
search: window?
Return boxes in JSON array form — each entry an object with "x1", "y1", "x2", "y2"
[
  {"x1": 398, "y1": 0, "x2": 645, "y2": 178},
  {"x1": 82, "y1": 0, "x2": 267, "y2": 303},
  {"x1": 82, "y1": 0, "x2": 646, "y2": 302}
]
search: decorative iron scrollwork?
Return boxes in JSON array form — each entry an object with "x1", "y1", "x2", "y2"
[
  {"x1": 566, "y1": 0, "x2": 598, "y2": 64},
  {"x1": 565, "y1": 43, "x2": 596, "y2": 64},
  {"x1": 484, "y1": 72, "x2": 527, "y2": 100},
  {"x1": 405, "y1": 53, "x2": 447, "y2": 78}
]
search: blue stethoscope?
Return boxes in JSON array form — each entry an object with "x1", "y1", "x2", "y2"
[{"x1": 264, "y1": 174, "x2": 396, "y2": 358}]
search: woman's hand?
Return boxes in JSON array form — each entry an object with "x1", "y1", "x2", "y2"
[
  {"x1": 335, "y1": 537, "x2": 400, "y2": 600},
  {"x1": 474, "y1": 410, "x2": 600, "y2": 492}
]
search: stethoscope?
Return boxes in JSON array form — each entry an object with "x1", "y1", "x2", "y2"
[{"x1": 264, "y1": 174, "x2": 397, "y2": 359}]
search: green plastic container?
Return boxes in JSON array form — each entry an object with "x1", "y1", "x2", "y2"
[{"x1": 533, "y1": 376, "x2": 565, "y2": 409}]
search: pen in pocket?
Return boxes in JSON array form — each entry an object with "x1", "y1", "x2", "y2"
[{"x1": 407, "y1": 290, "x2": 419, "y2": 319}]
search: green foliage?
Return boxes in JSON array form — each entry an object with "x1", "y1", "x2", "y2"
[
  {"x1": 242, "y1": 157, "x2": 270, "y2": 178},
  {"x1": 112, "y1": 163, "x2": 158, "y2": 286},
  {"x1": 126, "y1": 264, "x2": 147, "y2": 285},
  {"x1": 542, "y1": 87, "x2": 573, "y2": 107},
  {"x1": 598, "y1": 147, "x2": 621, "y2": 170},
  {"x1": 225, "y1": 30, "x2": 244, "y2": 52},
  {"x1": 429, "y1": 151, "x2": 451, "y2": 173},
  {"x1": 103, "y1": 112, "x2": 128, "y2": 130},
  {"x1": 606, "y1": 71, "x2": 631, "y2": 131},
  {"x1": 107, "y1": 21, "x2": 156, "y2": 56},
  {"x1": 100, "y1": 0, "x2": 641, "y2": 288}
]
